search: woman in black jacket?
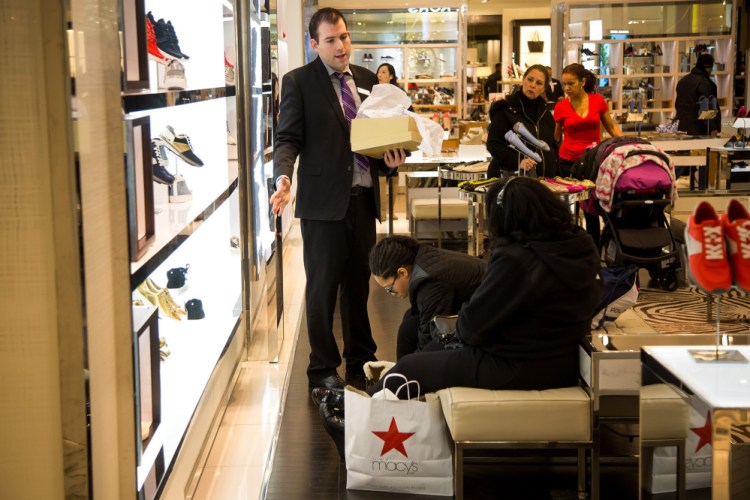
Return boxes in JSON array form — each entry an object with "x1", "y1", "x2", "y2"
[
  {"x1": 366, "y1": 177, "x2": 601, "y2": 396},
  {"x1": 486, "y1": 65, "x2": 558, "y2": 179},
  {"x1": 368, "y1": 236, "x2": 487, "y2": 359}
]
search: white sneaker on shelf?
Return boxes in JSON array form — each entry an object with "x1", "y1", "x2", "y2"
[
  {"x1": 224, "y1": 54, "x2": 235, "y2": 86},
  {"x1": 169, "y1": 175, "x2": 192, "y2": 203},
  {"x1": 163, "y1": 60, "x2": 187, "y2": 90},
  {"x1": 226, "y1": 121, "x2": 237, "y2": 145}
]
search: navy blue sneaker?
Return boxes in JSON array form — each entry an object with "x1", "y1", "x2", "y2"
[
  {"x1": 153, "y1": 16, "x2": 189, "y2": 60},
  {"x1": 151, "y1": 138, "x2": 175, "y2": 185},
  {"x1": 698, "y1": 96, "x2": 709, "y2": 114}
]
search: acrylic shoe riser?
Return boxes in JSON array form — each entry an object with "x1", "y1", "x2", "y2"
[{"x1": 689, "y1": 296, "x2": 748, "y2": 362}]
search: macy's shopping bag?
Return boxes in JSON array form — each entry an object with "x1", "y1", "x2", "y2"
[
  {"x1": 644, "y1": 395, "x2": 712, "y2": 493},
  {"x1": 345, "y1": 374, "x2": 453, "y2": 496}
]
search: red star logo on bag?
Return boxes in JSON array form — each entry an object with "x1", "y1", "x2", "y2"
[
  {"x1": 690, "y1": 411, "x2": 712, "y2": 453},
  {"x1": 372, "y1": 417, "x2": 415, "y2": 457}
]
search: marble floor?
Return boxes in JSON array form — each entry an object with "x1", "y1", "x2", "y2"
[{"x1": 191, "y1": 220, "x2": 305, "y2": 500}]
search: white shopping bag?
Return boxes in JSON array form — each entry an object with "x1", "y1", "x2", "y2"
[
  {"x1": 645, "y1": 396, "x2": 713, "y2": 493},
  {"x1": 345, "y1": 373, "x2": 454, "y2": 496}
]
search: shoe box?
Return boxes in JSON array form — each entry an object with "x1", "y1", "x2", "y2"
[{"x1": 457, "y1": 120, "x2": 489, "y2": 140}]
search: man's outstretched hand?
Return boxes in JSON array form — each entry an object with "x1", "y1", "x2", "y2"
[{"x1": 270, "y1": 177, "x2": 291, "y2": 215}]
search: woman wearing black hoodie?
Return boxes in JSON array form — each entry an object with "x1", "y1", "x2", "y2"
[{"x1": 486, "y1": 65, "x2": 559, "y2": 179}]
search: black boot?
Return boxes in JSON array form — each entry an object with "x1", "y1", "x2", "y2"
[{"x1": 319, "y1": 402, "x2": 345, "y2": 460}]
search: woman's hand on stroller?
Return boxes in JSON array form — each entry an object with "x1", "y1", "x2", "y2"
[{"x1": 520, "y1": 157, "x2": 537, "y2": 172}]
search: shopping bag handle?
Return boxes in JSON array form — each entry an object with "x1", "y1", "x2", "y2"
[{"x1": 381, "y1": 373, "x2": 421, "y2": 400}]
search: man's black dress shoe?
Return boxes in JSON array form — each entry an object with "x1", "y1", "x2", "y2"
[
  {"x1": 311, "y1": 387, "x2": 344, "y2": 407},
  {"x1": 320, "y1": 402, "x2": 345, "y2": 460},
  {"x1": 308, "y1": 373, "x2": 345, "y2": 391}
]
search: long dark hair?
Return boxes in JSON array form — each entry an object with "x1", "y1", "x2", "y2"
[
  {"x1": 486, "y1": 177, "x2": 573, "y2": 245},
  {"x1": 561, "y1": 63, "x2": 597, "y2": 93},
  {"x1": 377, "y1": 63, "x2": 399, "y2": 86},
  {"x1": 369, "y1": 235, "x2": 419, "y2": 278}
]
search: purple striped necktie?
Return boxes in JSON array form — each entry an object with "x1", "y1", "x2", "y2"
[{"x1": 334, "y1": 72, "x2": 369, "y2": 171}]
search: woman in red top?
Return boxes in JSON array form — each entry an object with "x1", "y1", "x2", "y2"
[
  {"x1": 554, "y1": 63, "x2": 622, "y2": 245},
  {"x1": 554, "y1": 63, "x2": 622, "y2": 177}
]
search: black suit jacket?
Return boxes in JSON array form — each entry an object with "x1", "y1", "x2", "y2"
[{"x1": 274, "y1": 57, "x2": 387, "y2": 221}]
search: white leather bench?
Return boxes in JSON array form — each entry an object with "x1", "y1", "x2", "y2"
[
  {"x1": 409, "y1": 195, "x2": 468, "y2": 240},
  {"x1": 437, "y1": 386, "x2": 597, "y2": 500}
]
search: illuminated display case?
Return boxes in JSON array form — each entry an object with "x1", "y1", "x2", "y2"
[
  {"x1": 555, "y1": 0, "x2": 737, "y2": 130},
  {"x1": 343, "y1": 8, "x2": 465, "y2": 119},
  {"x1": 118, "y1": 0, "x2": 245, "y2": 496}
]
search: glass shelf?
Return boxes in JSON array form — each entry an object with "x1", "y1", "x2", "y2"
[
  {"x1": 123, "y1": 86, "x2": 233, "y2": 114},
  {"x1": 130, "y1": 177, "x2": 238, "y2": 290}
]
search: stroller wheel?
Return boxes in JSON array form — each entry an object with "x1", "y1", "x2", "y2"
[{"x1": 659, "y1": 269, "x2": 678, "y2": 291}]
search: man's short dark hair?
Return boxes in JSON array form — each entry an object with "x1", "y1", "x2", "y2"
[
  {"x1": 309, "y1": 7, "x2": 347, "y2": 42},
  {"x1": 495, "y1": 63, "x2": 502, "y2": 71}
]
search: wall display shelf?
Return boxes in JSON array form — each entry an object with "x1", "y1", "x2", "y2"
[
  {"x1": 110, "y1": 0, "x2": 252, "y2": 497},
  {"x1": 352, "y1": 45, "x2": 462, "y2": 121},
  {"x1": 558, "y1": 0, "x2": 737, "y2": 131},
  {"x1": 566, "y1": 36, "x2": 734, "y2": 128}
]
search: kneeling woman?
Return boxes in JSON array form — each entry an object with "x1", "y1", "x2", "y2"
[
  {"x1": 322, "y1": 177, "x2": 600, "y2": 407},
  {"x1": 369, "y1": 235, "x2": 487, "y2": 360}
]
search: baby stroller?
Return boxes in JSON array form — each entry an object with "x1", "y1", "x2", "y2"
[{"x1": 576, "y1": 138, "x2": 680, "y2": 291}]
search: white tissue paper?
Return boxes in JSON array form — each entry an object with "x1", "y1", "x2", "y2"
[{"x1": 356, "y1": 84, "x2": 445, "y2": 157}]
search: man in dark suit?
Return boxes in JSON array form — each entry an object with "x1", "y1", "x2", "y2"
[{"x1": 270, "y1": 8, "x2": 406, "y2": 392}]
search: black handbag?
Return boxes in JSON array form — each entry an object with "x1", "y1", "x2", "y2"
[
  {"x1": 430, "y1": 315, "x2": 465, "y2": 349},
  {"x1": 528, "y1": 32, "x2": 544, "y2": 53}
]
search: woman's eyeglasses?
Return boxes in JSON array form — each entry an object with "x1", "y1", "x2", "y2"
[{"x1": 383, "y1": 275, "x2": 398, "y2": 295}]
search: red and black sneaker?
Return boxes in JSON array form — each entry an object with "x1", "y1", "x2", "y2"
[
  {"x1": 721, "y1": 199, "x2": 750, "y2": 292},
  {"x1": 685, "y1": 201, "x2": 732, "y2": 294},
  {"x1": 146, "y1": 13, "x2": 170, "y2": 64}
]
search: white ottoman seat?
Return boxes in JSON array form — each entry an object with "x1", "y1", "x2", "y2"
[{"x1": 438, "y1": 386, "x2": 596, "y2": 500}]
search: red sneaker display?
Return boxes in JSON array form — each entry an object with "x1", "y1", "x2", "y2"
[
  {"x1": 721, "y1": 199, "x2": 750, "y2": 292},
  {"x1": 685, "y1": 201, "x2": 732, "y2": 294},
  {"x1": 146, "y1": 16, "x2": 170, "y2": 64}
]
